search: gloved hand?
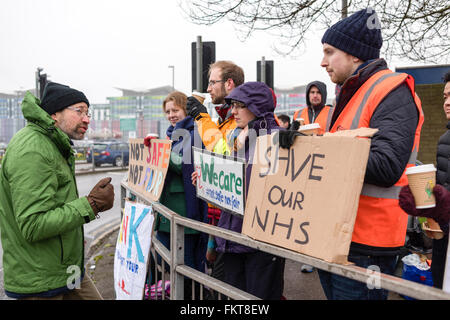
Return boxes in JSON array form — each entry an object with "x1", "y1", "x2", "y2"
[
  {"x1": 276, "y1": 130, "x2": 304, "y2": 149},
  {"x1": 186, "y1": 96, "x2": 208, "y2": 120},
  {"x1": 399, "y1": 184, "x2": 450, "y2": 233},
  {"x1": 87, "y1": 177, "x2": 115, "y2": 215},
  {"x1": 144, "y1": 135, "x2": 157, "y2": 147},
  {"x1": 290, "y1": 120, "x2": 300, "y2": 131}
]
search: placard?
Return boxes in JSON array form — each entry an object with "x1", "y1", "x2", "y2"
[
  {"x1": 193, "y1": 147, "x2": 246, "y2": 216},
  {"x1": 242, "y1": 129, "x2": 374, "y2": 264},
  {"x1": 114, "y1": 201, "x2": 154, "y2": 300},
  {"x1": 127, "y1": 138, "x2": 172, "y2": 202}
]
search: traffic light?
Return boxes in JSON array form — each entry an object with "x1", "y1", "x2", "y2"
[
  {"x1": 257, "y1": 60, "x2": 274, "y2": 90},
  {"x1": 191, "y1": 41, "x2": 216, "y2": 92}
]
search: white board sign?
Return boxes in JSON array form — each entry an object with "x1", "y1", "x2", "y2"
[
  {"x1": 193, "y1": 147, "x2": 246, "y2": 216},
  {"x1": 114, "y1": 201, "x2": 154, "y2": 300}
]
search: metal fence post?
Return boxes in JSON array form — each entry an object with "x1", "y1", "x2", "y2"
[{"x1": 171, "y1": 219, "x2": 185, "y2": 300}]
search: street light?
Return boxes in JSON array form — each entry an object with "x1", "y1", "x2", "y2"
[{"x1": 168, "y1": 65, "x2": 174, "y2": 90}]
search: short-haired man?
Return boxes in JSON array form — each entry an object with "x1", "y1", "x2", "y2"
[
  {"x1": 279, "y1": 8, "x2": 424, "y2": 300},
  {"x1": 277, "y1": 114, "x2": 291, "y2": 129},
  {"x1": 293, "y1": 81, "x2": 333, "y2": 134},
  {"x1": 0, "y1": 82, "x2": 115, "y2": 299},
  {"x1": 186, "y1": 60, "x2": 244, "y2": 151}
]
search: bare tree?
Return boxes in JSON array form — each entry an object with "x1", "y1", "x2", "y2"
[{"x1": 179, "y1": 0, "x2": 450, "y2": 63}]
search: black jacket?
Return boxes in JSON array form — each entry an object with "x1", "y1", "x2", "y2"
[
  {"x1": 305, "y1": 81, "x2": 328, "y2": 122},
  {"x1": 333, "y1": 59, "x2": 420, "y2": 255},
  {"x1": 333, "y1": 59, "x2": 419, "y2": 188}
]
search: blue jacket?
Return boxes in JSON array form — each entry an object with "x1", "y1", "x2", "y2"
[{"x1": 215, "y1": 82, "x2": 281, "y2": 253}]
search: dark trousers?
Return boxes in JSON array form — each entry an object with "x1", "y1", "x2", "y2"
[
  {"x1": 222, "y1": 251, "x2": 285, "y2": 300},
  {"x1": 431, "y1": 233, "x2": 449, "y2": 289},
  {"x1": 317, "y1": 252, "x2": 397, "y2": 300}
]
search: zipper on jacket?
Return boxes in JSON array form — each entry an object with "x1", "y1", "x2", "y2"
[{"x1": 59, "y1": 235, "x2": 64, "y2": 264}]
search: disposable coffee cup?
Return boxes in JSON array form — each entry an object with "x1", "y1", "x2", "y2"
[
  {"x1": 405, "y1": 164, "x2": 437, "y2": 209},
  {"x1": 192, "y1": 91, "x2": 206, "y2": 105},
  {"x1": 298, "y1": 123, "x2": 321, "y2": 135}
]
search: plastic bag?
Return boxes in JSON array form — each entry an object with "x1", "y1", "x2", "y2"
[{"x1": 401, "y1": 253, "x2": 433, "y2": 300}]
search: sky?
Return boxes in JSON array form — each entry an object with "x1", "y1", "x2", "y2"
[{"x1": 0, "y1": 0, "x2": 432, "y2": 104}]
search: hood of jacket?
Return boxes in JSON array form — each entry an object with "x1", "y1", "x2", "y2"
[
  {"x1": 306, "y1": 81, "x2": 327, "y2": 109},
  {"x1": 21, "y1": 92, "x2": 73, "y2": 159}
]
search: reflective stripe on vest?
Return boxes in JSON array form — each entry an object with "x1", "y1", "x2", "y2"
[
  {"x1": 293, "y1": 105, "x2": 334, "y2": 134},
  {"x1": 330, "y1": 69, "x2": 424, "y2": 248}
]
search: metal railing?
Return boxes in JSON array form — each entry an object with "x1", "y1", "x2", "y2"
[{"x1": 121, "y1": 178, "x2": 450, "y2": 300}]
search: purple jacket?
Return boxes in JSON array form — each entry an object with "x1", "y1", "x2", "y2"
[{"x1": 215, "y1": 82, "x2": 281, "y2": 253}]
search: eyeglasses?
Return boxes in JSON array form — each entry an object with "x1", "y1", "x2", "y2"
[
  {"x1": 67, "y1": 106, "x2": 91, "y2": 119},
  {"x1": 230, "y1": 100, "x2": 246, "y2": 110},
  {"x1": 208, "y1": 79, "x2": 226, "y2": 87}
]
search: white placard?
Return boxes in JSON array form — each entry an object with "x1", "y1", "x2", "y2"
[
  {"x1": 193, "y1": 147, "x2": 246, "y2": 216},
  {"x1": 114, "y1": 201, "x2": 154, "y2": 300}
]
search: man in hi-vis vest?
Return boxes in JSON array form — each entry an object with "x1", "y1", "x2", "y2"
[
  {"x1": 293, "y1": 81, "x2": 332, "y2": 135},
  {"x1": 279, "y1": 8, "x2": 424, "y2": 300}
]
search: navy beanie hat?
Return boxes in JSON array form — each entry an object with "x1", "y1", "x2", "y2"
[
  {"x1": 321, "y1": 8, "x2": 383, "y2": 61},
  {"x1": 40, "y1": 82, "x2": 90, "y2": 115}
]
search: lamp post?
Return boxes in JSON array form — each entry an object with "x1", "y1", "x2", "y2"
[{"x1": 168, "y1": 65, "x2": 175, "y2": 90}]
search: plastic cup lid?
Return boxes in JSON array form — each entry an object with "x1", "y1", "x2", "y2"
[
  {"x1": 405, "y1": 164, "x2": 436, "y2": 175},
  {"x1": 299, "y1": 123, "x2": 321, "y2": 130}
]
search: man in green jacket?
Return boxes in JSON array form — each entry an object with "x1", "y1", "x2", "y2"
[{"x1": 0, "y1": 82, "x2": 114, "y2": 299}]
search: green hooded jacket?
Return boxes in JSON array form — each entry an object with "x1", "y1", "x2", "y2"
[{"x1": 0, "y1": 92, "x2": 96, "y2": 295}]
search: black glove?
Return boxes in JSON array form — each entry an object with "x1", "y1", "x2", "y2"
[
  {"x1": 290, "y1": 120, "x2": 300, "y2": 131},
  {"x1": 275, "y1": 130, "x2": 304, "y2": 149},
  {"x1": 187, "y1": 96, "x2": 208, "y2": 120}
]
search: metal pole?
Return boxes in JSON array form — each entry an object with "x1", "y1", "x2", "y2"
[
  {"x1": 168, "y1": 65, "x2": 174, "y2": 90},
  {"x1": 196, "y1": 36, "x2": 203, "y2": 92},
  {"x1": 261, "y1": 56, "x2": 266, "y2": 84}
]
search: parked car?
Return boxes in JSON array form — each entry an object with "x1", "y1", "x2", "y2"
[{"x1": 86, "y1": 141, "x2": 129, "y2": 167}]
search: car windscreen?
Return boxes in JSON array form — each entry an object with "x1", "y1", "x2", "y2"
[{"x1": 93, "y1": 144, "x2": 108, "y2": 151}]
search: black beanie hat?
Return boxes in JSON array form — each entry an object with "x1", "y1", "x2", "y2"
[
  {"x1": 40, "y1": 82, "x2": 90, "y2": 115},
  {"x1": 321, "y1": 8, "x2": 383, "y2": 61}
]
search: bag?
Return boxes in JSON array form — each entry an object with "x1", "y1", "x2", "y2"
[
  {"x1": 401, "y1": 253, "x2": 433, "y2": 300},
  {"x1": 144, "y1": 280, "x2": 171, "y2": 300}
]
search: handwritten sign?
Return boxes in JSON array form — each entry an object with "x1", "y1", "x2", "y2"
[
  {"x1": 242, "y1": 131, "x2": 372, "y2": 264},
  {"x1": 193, "y1": 147, "x2": 246, "y2": 216},
  {"x1": 114, "y1": 201, "x2": 154, "y2": 300},
  {"x1": 127, "y1": 138, "x2": 172, "y2": 202}
]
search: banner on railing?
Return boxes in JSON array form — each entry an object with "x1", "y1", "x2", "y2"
[
  {"x1": 127, "y1": 138, "x2": 172, "y2": 202},
  {"x1": 114, "y1": 201, "x2": 154, "y2": 300},
  {"x1": 242, "y1": 129, "x2": 376, "y2": 264},
  {"x1": 193, "y1": 147, "x2": 246, "y2": 216}
]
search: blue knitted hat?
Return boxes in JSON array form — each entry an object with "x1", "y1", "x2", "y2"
[{"x1": 321, "y1": 8, "x2": 383, "y2": 61}]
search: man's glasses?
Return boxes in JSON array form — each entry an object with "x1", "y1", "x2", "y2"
[
  {"x1": 67, "y1": 106, "x2": 91, "y2": 119},
  {"x1": 208, "y1": 79, "x2": 226, "y2": 87},
  {"x1": 230, "y1": 100, "x2": 246, "y2": 110}
]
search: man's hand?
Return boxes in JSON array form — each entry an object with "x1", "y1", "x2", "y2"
[
  {"x1": 87, "y1": 177, "x2": 115, "y2": 214},
  {"x1": 191, "y1": 171, "x2": 198, "y2": 186},
  {"x1": 187, "y1": 96, "x2": 208, "y2": 120},
  {"x1": 276, "y1": 130, "x2": 304, "y2": 149}
]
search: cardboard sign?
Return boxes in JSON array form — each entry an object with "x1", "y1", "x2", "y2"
[
  {"x1": 114, "y1": 201, "x2": 155, "y2": 300},
  {"x1": 127, "y1": 138, "x2": 172, "y2": 202},
  {"x1": 242, "y1": 130, "x2": 374, "y2": 264},
  {"x1": 193, "y1": 147, "x2": 246, "y2": 216}
]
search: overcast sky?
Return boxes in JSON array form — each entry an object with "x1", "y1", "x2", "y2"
[{"x1": 1, "y1": 0, "x2": 427, "y2": 104}]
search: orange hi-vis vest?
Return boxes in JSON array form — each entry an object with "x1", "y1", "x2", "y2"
[
  {"x1": 293, "y1": 105, "x2": 334, "y2": 135},
  {"x1": 330, "y1": 69, "x2": 424, "y2": 248}
]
